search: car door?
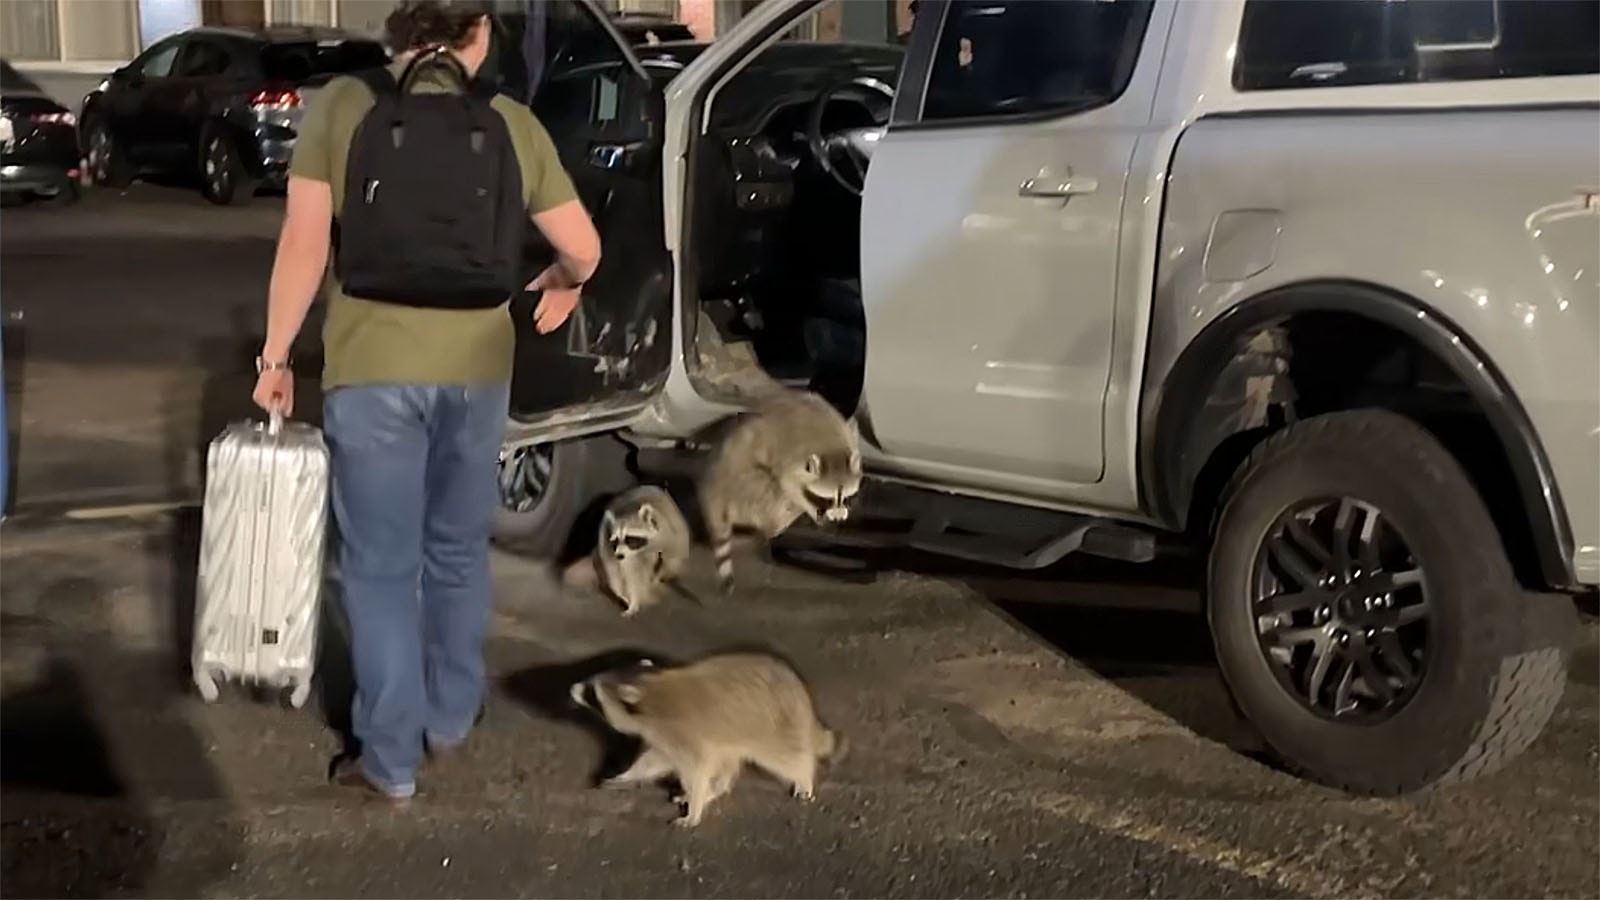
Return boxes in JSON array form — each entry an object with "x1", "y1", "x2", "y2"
[
  {"x1": 485, "y1": 0, "x2": 674, "y2": 442},
  {"x1": 858, "y1": 0, "x2": 1168, "y2": 488},
  {"x1": 161, "y1": 36, "x2": 233, "y2": 165},
  {"x1": 117, "y1": 36, "x2": 188, "y2": 165}
]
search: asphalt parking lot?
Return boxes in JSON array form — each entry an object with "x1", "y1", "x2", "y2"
[{"x1": 2, "y1": 185, "x2": 1597, "y2": 898}]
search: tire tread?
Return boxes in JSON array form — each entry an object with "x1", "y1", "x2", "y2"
[{"x1": 1211, "y1": 409, "x2": 1570, "y2": 795}]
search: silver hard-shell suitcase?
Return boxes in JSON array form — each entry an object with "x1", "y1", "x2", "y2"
[{"x1": 193, "y1": 411, "x2": 329, "y2": 709}]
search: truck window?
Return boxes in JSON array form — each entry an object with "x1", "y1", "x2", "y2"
[
  {"x1": 919, "y1": 0, "x2": 1154, "y2": 123},
  {"x1": 1234, "y1": 0, "x2": 1600, "y2": 91}
]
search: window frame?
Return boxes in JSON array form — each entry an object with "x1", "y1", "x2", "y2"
[
  {"x1": 173, "y1": 36, "x2": 232, "y2": 79},
  {"x1": 1231, "y1": 0, "x2": 1599, "y2": 93},
  {"x1": 134, "y1": 37, "x2": 186, "y2": 81},
  {"x1": 896, "y1": 0, "x2": 1160, "y2": 131}
]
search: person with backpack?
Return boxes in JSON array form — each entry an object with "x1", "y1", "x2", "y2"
[{"x1": 250, "y1": 0, "x2": 601, "y2": 805}]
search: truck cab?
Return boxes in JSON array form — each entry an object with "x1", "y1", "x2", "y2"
[{"x1": 488, "y1": 0, "x2": 1599, "y2": 796}]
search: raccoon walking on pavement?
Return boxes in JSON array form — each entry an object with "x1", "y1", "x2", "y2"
[
  {"x1": 569, "y1": 652, "x2": 846, "y2": 828},
  {"x1": 563, "y1": 486, "x2": 696, "y2": 617},
  {"x1": 697, "y1": 389, "x2": 863, "y2": 595}
]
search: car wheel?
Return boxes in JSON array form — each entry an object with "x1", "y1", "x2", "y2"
[
  {"x1": 1207, "y1": 408, "x2": 1574, "y2": 795},
  {"x1": 200, "y1": 131, "x2": 256, "y2": 206},
  {"x1": 85, "y1": 119, "x2": 133, "y2": 189},
  {"x1": 494, "y1": 436, "x2": 628, "y2": 560}
]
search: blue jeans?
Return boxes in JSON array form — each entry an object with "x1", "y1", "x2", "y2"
[{"x1": 323, "y1": 383, "x2": 509, "y2": 797}]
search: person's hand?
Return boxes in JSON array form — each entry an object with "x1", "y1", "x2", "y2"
[
  {"x1": 533, "y1": 287, "x2": 580, "y2": 333},
  {"x1": 527, "y1": 265, "x2": 581, "y2": 334},
  {"x1": 252, "y1": 365, "x2": 294, "y2": 418}
]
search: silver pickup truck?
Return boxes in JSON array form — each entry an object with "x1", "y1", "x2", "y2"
[{"x1": 483, "y1": 0, "x2": 1599, "y2": 795}]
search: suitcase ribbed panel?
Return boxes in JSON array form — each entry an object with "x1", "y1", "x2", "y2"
[{"x1": 193, "y1": 418, "x2": 329, "y2": 704}]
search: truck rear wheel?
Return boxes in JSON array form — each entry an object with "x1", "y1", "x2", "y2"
[
  {"x1": 493, "y1": 435, "x2": 632, "y2": 560},
  {"x1": 1207, "y1": 409, "x2": 1573, "y2": 795}
]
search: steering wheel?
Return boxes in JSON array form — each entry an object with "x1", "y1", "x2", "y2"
[{"x1": 805, "y1": 77, "x2": 895, "y2": 197}]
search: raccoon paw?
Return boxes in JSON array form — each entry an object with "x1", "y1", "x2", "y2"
[
  {"x1": 791, "y1": 785, "x2": 815, "y2": 802},
  {"x1": 824, "y1": 505, "x2": 850, "y2": 523},
  {"x1": 673, "y1": 812, "x2": 702, "y2": 829}
]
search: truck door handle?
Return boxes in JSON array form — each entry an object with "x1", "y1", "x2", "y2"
[{"x1": 1019, "y1": 173, "x2": 1098, "y2": 198}]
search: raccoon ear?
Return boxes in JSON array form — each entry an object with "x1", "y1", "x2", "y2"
[
  {"x1": 805, "y1": 453, "x2": 821, "y2": 475},
  {"x1": 639, "y1": 503, "x2": 659, "y2": 532},
  {"x1": 615, "y1": 683, "x2": 644, "y2": 706},
  {"x1": 600, "y1": 509, "x2": 618, "y2": 535}
]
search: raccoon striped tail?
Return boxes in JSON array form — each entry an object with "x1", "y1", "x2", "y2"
[{"x1": 712, "y1": 536, "x2": 734, "y2": 596}]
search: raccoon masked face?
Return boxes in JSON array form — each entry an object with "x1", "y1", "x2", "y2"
[
  {"x1": 602, "y1": 506, "x2": 660, "y2": 561},
  {"x1": 569, "y1": 659, "x2": 656, "y2": 714},
  {"x1": 799, "y1": 448, "x2": 863, "y2": 522}
]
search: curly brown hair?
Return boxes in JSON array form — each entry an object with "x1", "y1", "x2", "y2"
[{"x1": 383, "y1": 0, "x2": 492, "y2": 52}]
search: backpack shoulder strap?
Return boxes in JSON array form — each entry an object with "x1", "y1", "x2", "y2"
[{"x1": 351, "y1": 66, "x2": 398, "y2": 100}]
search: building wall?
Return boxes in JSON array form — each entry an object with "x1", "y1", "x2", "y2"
[
  {"x1": 63, "y1": 0, "x2": 141, "y2": 60},
  {"x1": 268, "y1": 0, "x2": 333, "y2": 25},
  {"x1": 0, "y1": 0, "x2": 63, "y2": 61},
  {"x1": 335, "y1": 0, "x2": 394, "y2": 37}
]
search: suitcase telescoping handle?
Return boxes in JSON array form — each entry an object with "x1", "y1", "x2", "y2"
[{"x1": 267, "y1": 410, "x2": 284, "y2": 437}]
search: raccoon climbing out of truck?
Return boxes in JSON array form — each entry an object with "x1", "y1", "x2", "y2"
[
  {"x1": 696, "y1": 389, "x2": 863, "y2": 595},
  {"x1": 563, "y1": 486, "x2": 696, "y2": 617},
  {"x1": 568, "y1": 651, "x2": 846, "y2": 828}
]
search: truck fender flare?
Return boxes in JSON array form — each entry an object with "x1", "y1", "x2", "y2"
[{"x1": 1145, "y1": 278, "x2": 1575, "y2": 588}]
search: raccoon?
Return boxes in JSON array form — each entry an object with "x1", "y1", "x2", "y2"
[
  {"x1": 569, "y1": 651, "x2": 845, "y2": 828},
  {"x1": 564, "y1": 486, "x2": 695, "y2": 617},
  {"x1": 697, "y1": 389, "x2": 863, "y2": 595}
]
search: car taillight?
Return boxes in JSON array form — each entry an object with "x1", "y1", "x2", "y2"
[
  {"x1": 30, "y1": 111, "x2": 75, "y2": 126},
  {"x1": 250, "y1": 88, "x2": 302, "y2": 110}
]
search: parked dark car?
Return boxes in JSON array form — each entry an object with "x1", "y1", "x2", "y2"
[
  {"x1": 1, "y1": 59, "x2": 82, "y2": 205},
  {"x1": 78, "y1": 25, "x2": 389, "y2": 205}
]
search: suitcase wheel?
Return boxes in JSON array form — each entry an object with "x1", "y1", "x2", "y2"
[
  {"x1": 195, "y1": 669, "x2": 220, "y2": 703},
  {"x1": 287, "y1": 679, "x2": 312, "y2": 710}
]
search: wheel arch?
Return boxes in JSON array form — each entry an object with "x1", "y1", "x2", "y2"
[{"x1": 1145, "y1": 278, "x2": 1576, "y2": 590}]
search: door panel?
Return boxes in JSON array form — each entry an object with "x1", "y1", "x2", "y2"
[
  {"x1": 859, "y1": 0, "x2": 1163, "y2": 486},
  {"x1": 492, "y1": 0, "x2": 674, "y2": 427},
  {"x1": 118, "y1": 37, "x2": 185, "y2": 164}
]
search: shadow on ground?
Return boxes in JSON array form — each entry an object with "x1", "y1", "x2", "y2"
[
  {"x1": 2, "y1": 607, "x2": 242, "y2": 897},
  {"x1": 766, "y1": 540, "x2": 1263, "y2": 752},
  {"x1": 501, "y1": 647, "x2": 670, "y2": 787}
]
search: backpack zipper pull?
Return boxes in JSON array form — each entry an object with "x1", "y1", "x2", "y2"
[{"x1": 364, "y1": 178, "x2": 380, "y2": 204}]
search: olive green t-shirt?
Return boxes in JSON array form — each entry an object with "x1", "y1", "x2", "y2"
[{"x1": 289, "y1": 62, "x2": 578, "y2": 388}]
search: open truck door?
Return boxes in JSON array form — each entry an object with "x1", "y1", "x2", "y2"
[
  {"x1": 482, "y1": 0, "x2": 673, "y2": 451},
  {"x1": 479, "y1": 0, "x2": 673, "y2": 552}
]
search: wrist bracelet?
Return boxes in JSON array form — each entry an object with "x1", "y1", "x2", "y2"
[{"x1": 256, "y1": 356, "x2": 291, "y2": 373}]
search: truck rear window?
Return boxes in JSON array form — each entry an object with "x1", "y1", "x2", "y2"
[{"x1": 261, "y1": 41, "x2": 389, "y2": 83}]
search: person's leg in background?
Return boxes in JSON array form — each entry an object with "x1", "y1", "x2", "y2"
[
  {"x1": 323, "y1": 384, "x2": 432, "y2": 801},
  {"x1": 419, "y1": 383, "x2": 510, "y2": 753}
]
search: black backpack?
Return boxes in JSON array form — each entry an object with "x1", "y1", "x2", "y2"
[{"x1": 335, "y1": 49, "x2": 526, "y2": 310}]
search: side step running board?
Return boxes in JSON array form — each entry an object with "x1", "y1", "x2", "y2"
[{"x1": 776, "y1": 480, "x2": 1156, "y2": 570}]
